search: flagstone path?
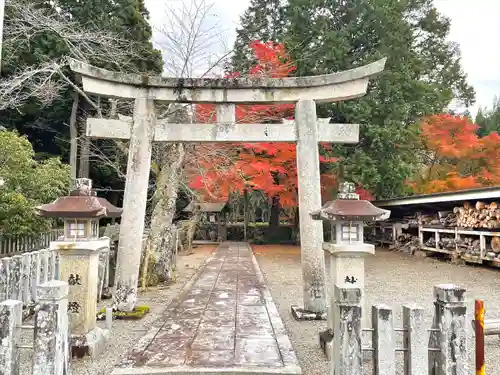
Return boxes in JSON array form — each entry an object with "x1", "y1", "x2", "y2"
[{"x1": 112, "y1": 242, "x2": 302, "y2": 375}]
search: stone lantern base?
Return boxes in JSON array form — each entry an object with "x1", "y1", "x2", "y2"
[
  {"x1": 71, "y1": 327, "x2": 110, "y2": 358},
  {"x1": 290, "y1": 306, "x2": 327, "y2": 321}
]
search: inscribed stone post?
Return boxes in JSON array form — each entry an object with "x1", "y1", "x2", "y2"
[
  {"x1": 0, "y1": 300, "x2": 22, "y2": 375},
  {"x1": 9, "y1": 256, "x2": 21, "y2": 300},
  {"x1": 113, "y1": 96, "x2": 156, "y2": 311},
  {"x1": 32, "y1": 280, "x2": 70, "y2": 375},
  {"x1": 51, "y1": 238, "x2": 109, "y2": 343},
  {"x1": 0, "y1": 258, "x2": 7, "y2": 301},
  {"x1": 324, "y1": 242, "x2": 374, "y2": 329},
  {"x1": 429, "y1": 284, "x2": 468, "y2": 375},
  {"x1": 295, "y1": 99, "x2": 326, "y2": 314},
  {"x1": 332, "y1": 286, "x2": 362, "y2": 375},
  {"x1": 403, "y1": 304, "x2": 428, "y2": 375},
  {"x1": 372, "y1": 304, "x2": 396, "y2": 375},
  {"x1": 21, "y1": 253, "x2": 32, "y2": 305}
]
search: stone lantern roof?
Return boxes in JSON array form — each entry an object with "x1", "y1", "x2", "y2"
[
  {"x1": 37, "y1": 178, "x2": 122, "y2": 219},
  {"x1": 311, "y1": 182, "x2": 390, "y2": 222}
]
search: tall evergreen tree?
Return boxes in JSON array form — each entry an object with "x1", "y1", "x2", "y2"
[
  {"x1": 476, "y1": 96, "x2": 500, "y2": 136},
  {"x1": 1, "y1": 0, "x2": 163, "y2": 189},
  {"x1": 231, "y1": 0, "x2": 475, "y2": 199},
  {"x1": 230, "y1": 0, "x2": 286, "y2": 73}
]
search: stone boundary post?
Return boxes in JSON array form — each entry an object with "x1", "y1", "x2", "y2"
[
  {"x1": 372, "y1": 304, "x2": 396, "y2": 375},
  {"x1": 0, "y1": 300, "x2": 22, "y2": 375},
  {"x1": 402, "y1": 304, "x2": 428, "y2": 375},
  {"x1": 332, "y1": 286, "x2": 362, "y2": 375},
  {"x1": 429, "y1": 284, "x2": 467, "y2": 375},
  {"x1": 32, "y1": 280, "x2": 70, "y2": 375}
]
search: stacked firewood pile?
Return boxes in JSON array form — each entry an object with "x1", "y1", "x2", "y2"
[
  {"x1": 454, "y1": 202, "x2": 500, "y2": 229},
  {"x1": 364, "y1": 228, "x2": 392, "y2": 244},
  {"x1": 423, "y1": 235, "x2": 500, "y2": 257},
  {"x1": 415, "y1": 201, "x2": 500, "y2": 230},
  {"x1": 417, "y1": 211, "x2": 457, "y2": 227},
  {"x1": 391, "y1": 233, "x2": 419, "y2": 254},
  {"x1": 423, "y1": 236, "x2": 480, "y2": 254}
]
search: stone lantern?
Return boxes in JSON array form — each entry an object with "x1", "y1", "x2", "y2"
[
  {"x1": 37, "y1": 178, "x2": 122, "y2": 357},
  {"x1": 311, "y1": 181, "x2": 390, "y2": 360}
]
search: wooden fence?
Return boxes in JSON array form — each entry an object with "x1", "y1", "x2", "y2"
[
  {"x1": 0, "y1": 229, "x2": 64, "y2": 257},
  {"x1": 331, "y1": 284, "x2": 468, "y2": 375}
]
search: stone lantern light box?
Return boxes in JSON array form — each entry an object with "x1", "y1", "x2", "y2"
[
  {"x1": 37, "y1": 178, "x2": 122, "y2": 357},
  {"x1": 312, "y1": 182, "x2": 391, "y2": 247},
  {"x1": 38, "y1": 178, "x2": 122, "y2": 241}
]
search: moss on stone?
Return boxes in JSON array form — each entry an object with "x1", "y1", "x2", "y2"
[{"x1": 96, "y1": 305, "x2": 150, "y2": 320}]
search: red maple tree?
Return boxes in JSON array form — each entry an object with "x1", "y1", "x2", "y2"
[
  {"x1": 187, "y1": 41, "x2": 373, "y2": 209},
  {"x1": 407, "y1": 114, "x2": 500, "y2": 193}
]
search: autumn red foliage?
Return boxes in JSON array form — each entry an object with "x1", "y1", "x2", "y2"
[
  {"x1": 188, "y1": 41, "x2": 373, "y2": 207},
  {"x1": 407, "y1": 114, "x2": 500, "y2": 193}
]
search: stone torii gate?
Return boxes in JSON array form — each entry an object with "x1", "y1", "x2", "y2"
[{"x1": 69, "y1": 58, "x2": 386, "y2": 315}]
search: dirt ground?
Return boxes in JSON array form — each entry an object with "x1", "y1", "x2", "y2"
[{"x1": 253, "y1": 244, "x2": 500, "y2": 375}]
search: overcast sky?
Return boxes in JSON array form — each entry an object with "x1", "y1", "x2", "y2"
[{"x1": 145, "y1": 0, "x2": 500, "y2": 116}]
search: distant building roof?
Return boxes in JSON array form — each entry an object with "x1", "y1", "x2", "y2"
[
  {"x1": 183, "y1": 202, "x2": 227, "y2": 213},
  {"x1": 374, "y1": 186, "x2": 500, "y2": 218},
  {"x1": 375, "y1": 186, "x2": 500, "y2": 207}
]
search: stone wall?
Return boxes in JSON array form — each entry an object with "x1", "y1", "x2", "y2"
[
  {"x1": 0, "y1": 245, "x2": 111, "y2": 315},
  {"x1": 0, "y1": 280, "x2": 71, "y2": 375}
]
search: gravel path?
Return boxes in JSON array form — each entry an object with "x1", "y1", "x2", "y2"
[
  {"x1": 253, "y1": 244, "x2": 500, "y2": 375},
  {"x1": 19, "y1": 245, "x2": 217, "y2": 375}
]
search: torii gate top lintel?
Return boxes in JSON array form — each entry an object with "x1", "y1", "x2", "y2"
[{"x1": 69, "y1": 57, "x2": 386, "y2": 103}]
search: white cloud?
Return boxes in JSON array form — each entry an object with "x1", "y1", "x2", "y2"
[{"x1": 145, "y1": 0, "x2": 500, "y2": 113}]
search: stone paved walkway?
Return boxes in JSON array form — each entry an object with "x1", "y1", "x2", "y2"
[{"x1": 113, "y1": 242, "x2": 302, "y2": 375}]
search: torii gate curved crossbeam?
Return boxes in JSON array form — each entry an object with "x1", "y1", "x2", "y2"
[
  {"x1": 69, "y1": 58, "x2": 386, "y2": 103},
  {"x1": 69, "y1": 58, "x2": 386, "y2": 314}
]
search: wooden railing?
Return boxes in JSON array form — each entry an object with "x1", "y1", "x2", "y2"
[{"x1": 0, "y1": 229, "x2": 64, "y2": 257}]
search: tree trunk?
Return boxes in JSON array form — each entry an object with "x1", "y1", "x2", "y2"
[
  {"x1": 243, "y1": 189, "x2": 249, "y2": 241},
  {"x1": 267, "y1": 195, "x2": 281, "y2": 242},
  {"x1": 149, "y1": 142, "x2": 185, "y2": 283},
  {"x1": 78, "y1": 98, "x2": 90, "y2": 178},
  {"x1": 69, "y1": 91, "x2": 79, "y2": 181},
  {"x1": 186, "y1": 204, "x2": 202, "y2": 252}
]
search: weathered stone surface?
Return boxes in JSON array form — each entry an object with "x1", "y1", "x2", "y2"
[
  {"x1": 0, "y1": 258, "x2": 8, "y2": 302},
  {"x1": 113, "y1": 96, "x2": 156, "y2": 312},
  {"x1": 112, "y1": 242, "x2": 301, "y2": 375},
  {"x1": 372, "y1": 304, "x2": 396, "y2": 375},
  {"x1": 33, "y1": 281, "x2": 70, "y2": 375},
  {"x1": 70, "y1": 57, "x2": 386, "y2": 102},
  {"x1": 21, "y1": 253, "x2": 32, "y2": 305},
  {"x1": 332, "y1": 286, "x2": 362, "y2": 375},
  {"x1": 295, "y1": 100, "x2": 326, "y2": 314},
  {"x1": 40, "y1": 250, "x2": 50, "y2": 284},
  {"x1": 9, "y1": 256, "x2": 22, "y2": 301},
  {"x1": 0, "y1": 300, "x2": 22, "y2": 375},
  {"x1": 403, "y1": 304, "x2": 428, "y2": 375},
  {"x1": 430, "y1": 284, "x2": 468, "y2": 375},
  {"x1": 30, "y1": 252, "x2": 41, "y2": 302}
]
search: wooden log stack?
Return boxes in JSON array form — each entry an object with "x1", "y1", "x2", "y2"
[
  {"x1": 392, "y1": 233, "x2": 419, "y2": 254},
  {"x1": 454, "y1": 202, "x2": 500, "y2": 229}
]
